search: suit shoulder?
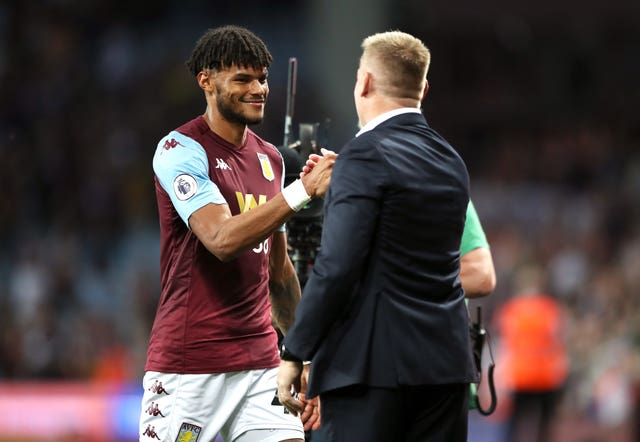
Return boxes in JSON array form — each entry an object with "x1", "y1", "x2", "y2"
[{"x1": 342, "y1": 131, "x2": 383, "y2": 157}]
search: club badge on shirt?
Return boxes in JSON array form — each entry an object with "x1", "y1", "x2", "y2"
[
  {"x1": 175, "y1": 422, "x2": 201, "y2": 442},
  {"x1": 257, "y1": 153, "x2": 275, "y2": 182}
]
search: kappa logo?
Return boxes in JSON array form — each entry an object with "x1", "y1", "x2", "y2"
[
  {"x1": 215, "y1": 158, "x2": 231, "y2": 170},
  {"x1": 148, "y1": 379, "x2": 170, "y2": 395},
  {"x1": 146, "y1": 401, "x2": 165, "y2": 417},
  {"x1": 175, "y1": 422, "x2": 202, "y2": 442},
  {"x1": 142, "y1": 425, "x2": 161, "y2": 440},
  {"x1": 173, "y1": 174, "x2": 198, "y2": 201},
  {"x1": 162, "y1": 138, "x2": 184, "y2": 153}
]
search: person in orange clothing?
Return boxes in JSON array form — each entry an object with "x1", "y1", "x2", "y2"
[{"x1": 494, "y1": 264, "x2": 569, "y2": 442}]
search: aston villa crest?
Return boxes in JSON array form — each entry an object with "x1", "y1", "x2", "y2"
[
  {"x1": 257, "y1": 153, "x2": 275, "y2": 182},
  {"x1": 175, "y1": 422, "x2": 201, "y2": 442}
]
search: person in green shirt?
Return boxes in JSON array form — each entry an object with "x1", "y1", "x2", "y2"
[
  {"x1": 460, "y1": 200, "x2": 496, "y2": 298},
  {"x1": 461, "y1": 200, "x2": 496, "y2": 411}
]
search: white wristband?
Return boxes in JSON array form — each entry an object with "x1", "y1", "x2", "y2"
[{"x1": 282, "y1": 179, "x2": 312, "y2": 212}]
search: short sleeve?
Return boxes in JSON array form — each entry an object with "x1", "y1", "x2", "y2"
[
  {"x1": 460, "y1": 200, "x2": 489, "y2": 256},
  {"x1": 153, "y1": 131, "x2": 227, "y2": 226}
]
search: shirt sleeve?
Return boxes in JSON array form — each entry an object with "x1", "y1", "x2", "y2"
[
  {"x1": 153, "y1": 131, "x2": 227, "y2": 226},
  {"x1": 460, "y1": 200, "x2": 489, "y2": 256}
]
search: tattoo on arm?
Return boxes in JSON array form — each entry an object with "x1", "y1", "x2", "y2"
[{"x1": 270, "y1": 273, "x2": 301, "y2": 335}]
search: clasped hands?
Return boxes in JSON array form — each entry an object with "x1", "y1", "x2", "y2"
[
  {"x1": 276, "y1": 361, "x2": 321, "y2": 431},
  {"x1": 299, "y1": 148, "x2": 338, "y2": 198}
]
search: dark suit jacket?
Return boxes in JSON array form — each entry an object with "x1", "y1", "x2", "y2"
[{"x1": 283, "y1": 112, "x2": 478, "y2": 398}]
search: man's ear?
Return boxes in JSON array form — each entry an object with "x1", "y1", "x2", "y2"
[
  {"x1": 420, "y1": 79, "x2": 429, "y2": 101},
  {"x1": 197, "y1": 70, "x2": 214, "y2": 92},
  {"x1": 360, "y1": 71, "x2": 372, "y2": 97}
]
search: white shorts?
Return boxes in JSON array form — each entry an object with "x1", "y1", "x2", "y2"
[{"x1": 139, "y1": 368, "x2": 304, "y2": 442}]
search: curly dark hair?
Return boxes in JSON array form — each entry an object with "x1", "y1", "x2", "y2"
[{"x1": 185, "y1": 25, "x2": 273, "y2": 77}]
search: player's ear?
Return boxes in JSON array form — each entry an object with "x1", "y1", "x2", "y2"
[{"x1": 197, "y1": 70, "x2": 215, "y2": 92}]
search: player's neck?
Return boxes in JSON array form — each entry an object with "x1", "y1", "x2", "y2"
[{"x1": 202, "y1": 109, "x2": 247, "y2": 147}]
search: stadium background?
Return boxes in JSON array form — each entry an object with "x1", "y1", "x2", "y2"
[{"x1": 0, "y1": 0, "x2": 639, "y2": 440}]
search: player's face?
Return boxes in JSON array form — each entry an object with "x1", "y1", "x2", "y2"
[{"x1": 213, "y1": 65, "x2": 269, "y2": 126}]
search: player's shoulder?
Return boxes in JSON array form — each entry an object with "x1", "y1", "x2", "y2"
[
  {"x1": 157, "y1": 117, "x2": 208, "y2": 151},
  {"x1": 246, "y1": 128, "x2": 282, "y2": 158},
  {"x1": 153, "y1": 128, "x2": 207, "y2": 174},
  {"x1": 175, "y1": 116, "x2": 210, "y2": 140}
]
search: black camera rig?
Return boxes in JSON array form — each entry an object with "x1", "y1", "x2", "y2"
[{"x1": 277, "y1": 57, "x2": 328, "y2": 287}]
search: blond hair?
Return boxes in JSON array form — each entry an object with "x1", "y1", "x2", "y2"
[{"x1": 361, "y1": 31, "x2": 430, "y2": 100}]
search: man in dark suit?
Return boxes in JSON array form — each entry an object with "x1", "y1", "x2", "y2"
[{"x1": 276, "y1": 30, "x2": 477, "y2": 441}]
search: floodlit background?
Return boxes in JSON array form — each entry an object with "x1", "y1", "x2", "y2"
[{"x1": 0, "y1": 0, "x2": 639, "y2": 441}]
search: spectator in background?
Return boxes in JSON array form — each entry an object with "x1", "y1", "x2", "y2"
[{"x1": 494, "y1": 264, "x2": 569, "y2": 442}]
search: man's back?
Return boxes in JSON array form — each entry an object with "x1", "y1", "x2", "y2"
[
  {"x1": 277, "y1": 30, "x2": 476, "y2": 441},
  {"x1": 287, "y1": 112, "x2": 477, "y2": 397}
]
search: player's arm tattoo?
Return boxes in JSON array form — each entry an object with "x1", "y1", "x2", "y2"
[{"x1": 269, "y1": 271, "x2": 301, "y2": 335}]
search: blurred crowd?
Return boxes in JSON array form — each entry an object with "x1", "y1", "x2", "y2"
[{"x1": 0, "y1": 1, "x2": 639, "y2": 440}]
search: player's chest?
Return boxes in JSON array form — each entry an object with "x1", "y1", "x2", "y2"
[{"x1": 207, "y1": 150, "x2": 281, "y2": 212}]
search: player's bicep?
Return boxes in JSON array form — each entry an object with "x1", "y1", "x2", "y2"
[{"x1": 153, "y1": 132, "x2": 226, "y2": 226}]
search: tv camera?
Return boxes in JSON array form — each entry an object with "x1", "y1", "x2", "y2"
[{"x1": 277, "y1": 57, "x2": 329, "y2": 287}]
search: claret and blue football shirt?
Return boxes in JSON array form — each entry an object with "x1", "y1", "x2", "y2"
[{"x1": 147, "y1": 116, "x2": 285, "y2": 374}]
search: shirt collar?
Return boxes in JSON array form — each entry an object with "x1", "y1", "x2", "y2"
[{"x1": 355, "y1": 107, "x2": 422, "y2": 137}]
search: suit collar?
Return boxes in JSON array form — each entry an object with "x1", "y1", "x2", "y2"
[{"x1": 355, "y1": 107, "x2": 422, "y2": 137}]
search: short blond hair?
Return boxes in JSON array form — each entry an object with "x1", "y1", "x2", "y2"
[{"x1": 361, "y1": 31, "x2": 430, "y2": 100}]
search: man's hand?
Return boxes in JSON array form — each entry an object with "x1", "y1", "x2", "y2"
[
  {"x1": 276, "y1": 360, "x2": 305, "y2": 416},
  {"x1": 300, "y1": 148, "x2": 337, "y2": 198},
  {"x1": 300, "y1": 148, "x2": 337, "y2": 178},
  {"x1": 299, "y1": 363, "x2": 321, "y2": 430}
]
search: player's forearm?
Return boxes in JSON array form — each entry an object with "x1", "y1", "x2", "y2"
[
  {"x1": 198, "y1": 194, "x2": 295, "y2": 262},
  {"x1": 193, "y1": 154, "x2": 334, "y2": 261},
  {"x1": 270, "y1": 271, "x2": 301, "y2": 335}
]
